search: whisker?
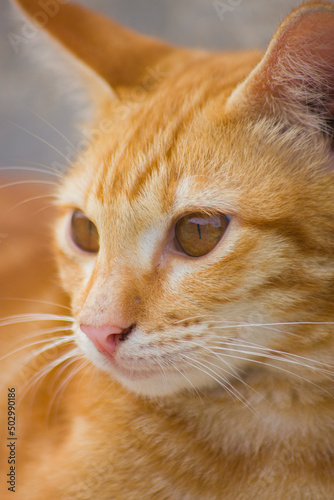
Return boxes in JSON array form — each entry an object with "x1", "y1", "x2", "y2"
[
  {"x1": 19, "y1": 348, "x2": 79, "y2": 405},
  {"x1": 46, "y1": 354, "x2": 86, "y2": 420},
  {"x1": 25, "y1": 107, "x2": 82, "y2": 157},
  {"x1": 177, "y1": 339, "x2": 266, "y2": 410},
  {"x1": 176, "y1": 337, "x2": 334, "y2": 398},
  {"x1": 206, "y1": 321, "x2": 334, "y2": 328},
  {"x1": 180, "y1": 352, "x2": 240, "y2": 400},
  {"x1": 0, "y1": 166, "x2": 61, "y2": 178},
  {"x1": 205, "y1": 349, "x2": 334, "y2": 398},
  {"x1": 154, "y1": 357, "x2": 169, "y2": 386},
  {"x1": 200, "y1": 354, "x2": 269, "y2": 406},
  {"x1": 211, "y1": 323, "x2": 303, "y2": 338},
  {"x1": 0, "y1": 179, "x2": 58, "y2": 190},
  {"x1": 215, "y1": 347, "x2": 334, "y2": 381},
  {"x1": 31, "y1": 203, "x2": 59, "y2": 217},
  {"x1": 0, "y1": 329, "x2": 73, "y2": 363},
  {"x1": 0, "y1": 298, "x2": 71, "y2": 311},
  {"x1": 15, "y1": 337, "x2": 75, "y2": 376},
  {"x1": 5, "y1": 193, "x2": 57, "y2": 215},
  {"x1": 169, "y1": 361, "x2": 204, "y2": 405},
  {"x1": 8, "y1": 121, "x2": 71, "y2": 164},
  {"x1": 207, "y1": 337, "x2": 334, "y2": 371},
  {"x1": 180, "y1": 353, "x2": 261, "y2": 418},
  {"x1": 25, "y1": 160, "x2": 66, "y2": 175},
  {"x1": 0, "y1": 313, "x2": 74, "y2": 327},
  {"x1": 174, "y1": 314, "x2": 218, "y2": 325}
]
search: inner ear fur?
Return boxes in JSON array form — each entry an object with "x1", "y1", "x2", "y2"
[
  {"x1": 228, "y1": 2, "x2": 334, "y2": 136},
  {"x1": 14, "y1": 0, "x2": 173, "y2": 94}
]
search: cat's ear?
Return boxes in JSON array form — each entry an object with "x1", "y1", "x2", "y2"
[
  {"x1": 227, "y1": 2, "x2": 334, "y2": 135},
  {"x1": 13, "y1": 0, "x2": 173, "y2": 98}
]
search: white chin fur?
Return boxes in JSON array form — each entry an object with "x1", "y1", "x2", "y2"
[
  {"x1": 114, "y1": 371, "x2": 192, "y2": 398},
  {"x1": 107, "y1": 366, "x2": 219, "y2": 398}
]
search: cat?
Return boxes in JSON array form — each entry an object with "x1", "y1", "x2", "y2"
[{"x1": 0, "y1": 0, "x2": 333, "y2": 498}]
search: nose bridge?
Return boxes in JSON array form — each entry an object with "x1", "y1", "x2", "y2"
[{"x1": 79, "y1": 258, "x2": 137, "y2": 327}]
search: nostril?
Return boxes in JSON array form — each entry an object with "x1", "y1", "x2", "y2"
[
  {"x1": 119, "y1": 324, "x2": 136, "y2": 341},
  {"x1": 106, "y1": 334, "x2": 117, "y2": 345}
]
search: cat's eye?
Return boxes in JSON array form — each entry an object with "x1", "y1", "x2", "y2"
[
  {"x1": 70, "y1": 210, "x2": 99, "y2": 253},
  {"x1": 175, "y1": 212, "x2": 230, "y2": 257}
]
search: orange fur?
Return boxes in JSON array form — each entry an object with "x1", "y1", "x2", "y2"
[{"x1": 1, "y1": 1, "x2": 334, "y2": 498}]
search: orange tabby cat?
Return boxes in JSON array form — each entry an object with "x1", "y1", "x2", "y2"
[{"x1": 1, "y1": 0, "x2": 334, "y2": 498}]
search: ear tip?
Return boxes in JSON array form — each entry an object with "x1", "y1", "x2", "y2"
[
  {"x1": 12, "y1": 0, "x2": 174, "y2": 93},
  {"x1": 227, "y1": 0, "x2": 334, "y2": 113},
  {"x1": 282, "y1": 1, "x2": 334, "y2": 25},
  {"x1": 290, "y1": 1, "x2": 334, "y2": 14},
  {"x1": 278, "y1": 1, "x2": 334, "y2": 50}
]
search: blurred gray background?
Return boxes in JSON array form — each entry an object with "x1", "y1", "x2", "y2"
[{"x1": 0, "y1": 0, "x2": 299, "y2": 173}]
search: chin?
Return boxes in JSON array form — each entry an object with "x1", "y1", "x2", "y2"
[{"x1": 113, "y1": 372, "x2": 186, "y2": 398}]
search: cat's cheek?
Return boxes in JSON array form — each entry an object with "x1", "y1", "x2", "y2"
[{"x1": 54, "y1": 250, "x2": 94, "y2": 299}]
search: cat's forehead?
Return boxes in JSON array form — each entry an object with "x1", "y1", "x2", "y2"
[
  {"x1": 85, "y1": 90, "x2": 230, "y2": 215},
  {"x1": 61, "y1": 54, "x2": 251, "y2": 215},
  {"x1": 89, "y1": 116, "x2": 236, "y2": 222},
  {"x1": 61, "y1": 50, "x2": 329, "y2": 225},
  {"x1": 87, "y1": 52, "x2": 258, "y2": 202}
]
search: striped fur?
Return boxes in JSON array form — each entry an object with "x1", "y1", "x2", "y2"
[{"x1": 1, "y1": 1, "x2": 333, "y2": 498}]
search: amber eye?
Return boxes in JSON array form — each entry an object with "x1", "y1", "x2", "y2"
[
  {"x1": 70, "y1": 210, "x2": 99, "y2": 253},
  {"x1": 175, "y1": 212, "x2": 230, "y2": 257}
]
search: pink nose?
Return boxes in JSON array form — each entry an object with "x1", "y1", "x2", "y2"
[{"x1": 80, "y1": 324, "x2": 131, "y2": 357}]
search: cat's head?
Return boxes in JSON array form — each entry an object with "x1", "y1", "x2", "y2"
[{"x1": 16, "y1": 0, "x2": 334, "y2": 398}]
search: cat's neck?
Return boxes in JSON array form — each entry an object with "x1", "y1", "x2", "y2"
[{"x1": 153, "y1": 371, "x2": 334, "y2": 457}]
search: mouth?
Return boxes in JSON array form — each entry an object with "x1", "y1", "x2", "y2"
[{"x1": 90, "y1": 342, "x2": 165, "y2": 381}]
